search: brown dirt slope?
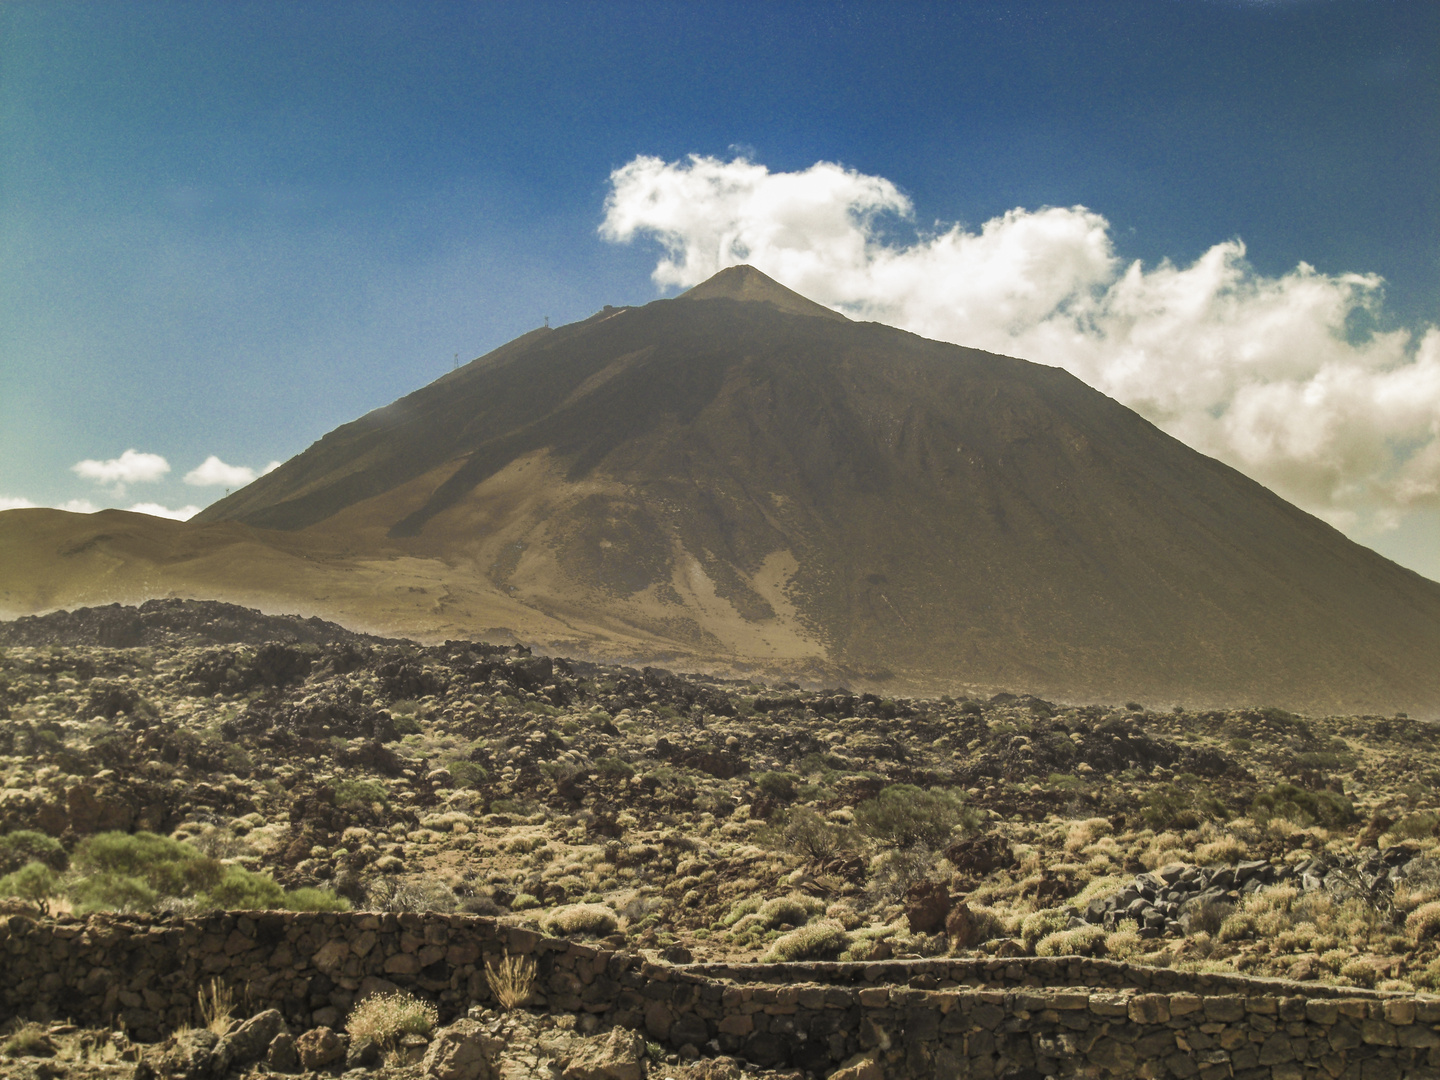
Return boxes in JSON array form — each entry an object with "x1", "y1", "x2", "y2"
[{"x1": 11, "y1": 268, "x2": 1440, "y2": 712}]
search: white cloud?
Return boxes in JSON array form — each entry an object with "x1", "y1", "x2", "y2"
[
  {"x1": 603, "y1": 154, "x2": 1440, "y2": 535},
  {"x1": 0, "y1": 496, "x2": 38, "y2": 511},
  {"x1": 185, "y1": 455, "x2": 255, "y2": 487},
  {"x1": 183, "y1": 455, "x2": 283, "y2": 487},
  {"x1": 71, "y1": 448, "x2": 170, "y2": 494},
  {"x1": 60, "y1": 499, "x2": 98, "y2": 514},
  {"x1": 125, "y1": 502, "x2": 200, "y2": 521}
]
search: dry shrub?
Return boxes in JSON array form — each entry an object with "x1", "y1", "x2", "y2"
[
  {"x1": 365, "y1": 877, "x2": 458, "y2": 913},
  {"x1": 1395, "y1": 858, "x2": 1440, "y2": 914},
  {"x1": 960, "y1": 905, "x2": 1007, "y2": 945},
  {"x1": 1035, "y1": 926, "x2": 1105, "y2": 957},
  {"x1": 1218, "y1": 884, "x2": 1297, "y2": 942},
  {"x1": 1064, "y1": 818, "x2": 1112, "y2": 854},
  {"x1": 1319, "y1": 948, "x2": 1351, "y2": 974},
  {"x1": 1105, "y1": 918, "x2": 1143, "y2": 961},
  {"x1": 1339, "y1": 957, "x2": 1382, "y2": 988},
  {"x1": 824, "y1": 901, "x2": 865, "y2": 931},
  {"x1": 346, "y1": 990, "x2": 438, "y2": 1047},
  {"x1": 1020, "y1": 909, "x2": 1071, "y2": 953},
  {"x1": 1183, "y1": 898, "x2": 1233, "y2": 937},
  {"x1": 1194, "y1": 835, "x2": 1246, "y2": 865},
  {"x1": 1406, "y1": 901, "x2": 1440, "y2": 943},
  {"x1": 485, "y1": 954, "x2": 537, "y2": 1010},
  {"x1": 541, "y1": 903, "x2": 617, "y2": 937},
  {"x1": 1265, "y1": 817, "x2": 1305, "y2": 842},
  {"x1": 1141, "y1": 845, "x2": 1193, "y2": 872},
  {"x1": 762, "y1": 919, "x2": 850, "y2": 962}
]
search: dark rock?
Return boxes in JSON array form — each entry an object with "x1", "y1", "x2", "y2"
[
  {"x1": 217, "y1": 1009, "x2": 286, "y2": 1066},
  {"x1": 346, "y1": 1036, "x2": 384, "y2": 1070},
  {"x1": 294, "y1": 1027, "x2": 345, "y2": 1071},
  {"x1": 904, "y1": 880, "x2": 950, "y2": 934}
]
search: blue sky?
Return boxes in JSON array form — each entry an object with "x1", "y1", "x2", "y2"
[{"x1": 2, "y1": 1, "x2": 1438, "y2": 577}]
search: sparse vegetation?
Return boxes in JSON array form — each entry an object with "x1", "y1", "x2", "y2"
[{"x1": 1, "y1": 602, "x2": 1439, "y2": 993}]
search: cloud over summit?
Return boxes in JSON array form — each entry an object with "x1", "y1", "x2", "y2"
[
  {"x1": 603, "y1": 154, "x2": 1440, "y2": 536},
  {"x1": 184, "y1": 455, "x2": 281, "y2": 488}
]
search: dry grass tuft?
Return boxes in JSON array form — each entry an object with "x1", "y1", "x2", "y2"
[
  {"x1": 485, "y1": 954, "x2": 537, "y2": 1010},
  {"x1": 1, "y1": 1024, "x2": 53, "y2": 1059},
  {"x1": 196, "y1": 978, "x2": 235, "y2": 1036}
]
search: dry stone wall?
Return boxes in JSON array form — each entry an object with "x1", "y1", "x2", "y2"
[{"x1": 4, "y1": 911, "x2": 1440, "y2": 1078}]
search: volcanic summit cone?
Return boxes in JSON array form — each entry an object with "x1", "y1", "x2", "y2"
[{"x1": 8, "y1": 266, "x2": 1440, "y2": 711}]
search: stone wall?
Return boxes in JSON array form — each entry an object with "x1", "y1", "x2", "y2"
[{"x1": 5, "y1": 911, "x2": 1440, "y2": 1078}]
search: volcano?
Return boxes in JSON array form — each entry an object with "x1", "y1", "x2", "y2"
[{"x1": 9, "y1": 266, "x2": 1440, "y2": 711}]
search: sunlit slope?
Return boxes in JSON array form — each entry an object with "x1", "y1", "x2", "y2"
[{"x1": 181, "y1": 266, "x2": 1440, "y2": 712}]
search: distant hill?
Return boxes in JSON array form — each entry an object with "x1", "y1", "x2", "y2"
[{"x1": 7, "y1": 266, "x2": 1440, "y2": 712}]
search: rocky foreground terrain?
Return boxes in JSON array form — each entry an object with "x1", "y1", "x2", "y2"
[{"x1": 3, "y1": 600, "x2": 1440, "y2": 1079}]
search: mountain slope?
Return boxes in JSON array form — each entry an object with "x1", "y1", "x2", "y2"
[{"x1": 181, "y1": 266, "x2": 1440, "y2": 712}]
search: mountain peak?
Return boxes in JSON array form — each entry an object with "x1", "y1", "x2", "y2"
[{"x1": 679, "y1": 264, "x2": 848, "y2": 322}]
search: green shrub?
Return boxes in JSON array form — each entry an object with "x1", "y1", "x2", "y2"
[
  {"x1": 284, "y1": 887, "x2": 351, "y2": 912},
  {"x1": 201, "y1": 866, "x2": 285, "y2": 909},
  {"x1": 758, "y1": 893, "x2": 819, "y2": 928},
  {"x1": 446, "y1": 760, "x2": 488, "y2": 789},
  {"x1": 1386, "y1": 812, "x2": 1440, "y2": 842},
  {"x1": 720, "y1": 897, "x2": 761, "y2": 928},
  {"x1": 0, "y1": 862, "x2": 61, "y2": 908},
  {"x1": 0, "y1": 830, "x2": 67, "y2": 875},
  {"x1": 335, "y1": 779, "x2": 389, "y2": 808},
  {"x1": 854, "y1": 784, "x2": 979, "y2": 848},
  {"x1": 755, "y1": 771, "x2": 798, "y2": 801},
  {"x1": 1250, "y1": 784, "x2": 1355, "y2": 828},
  {"x1": 69, "y1": 873, "x2": 159, "y2": 915},
  {"x1": 594, "y1": 757, "x2": 635, "y2": 780},
  {"x1": 1140, "y1": 774, "x2": 1227, "y2": 830},
  {"x1": 1294, "y1": 751, "x2": 1355, "y2": 770},
  {"x1": 762, "y1": 920, "x2": 849, "y2": 962},
  {"x1": 72, "y1": 832, "x2": 222, "y2": 898},
  {"x1": 771, "y1": 806, "x2": 851, "y2": 860}
]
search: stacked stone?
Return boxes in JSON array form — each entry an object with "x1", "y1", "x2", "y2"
[
  {"x1": 7, "y1": 912, "x2": 1440, "y2": 1077},
  {"x1": 627, "y1": 968, "x2": 1440, "y2": 1079},
  {"x1": 1083, "y1": 849, "x2": 1422, "y2": 937},
  {"x1": 0, "y1": 911, "x2": 643, "y2": 1041}
]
